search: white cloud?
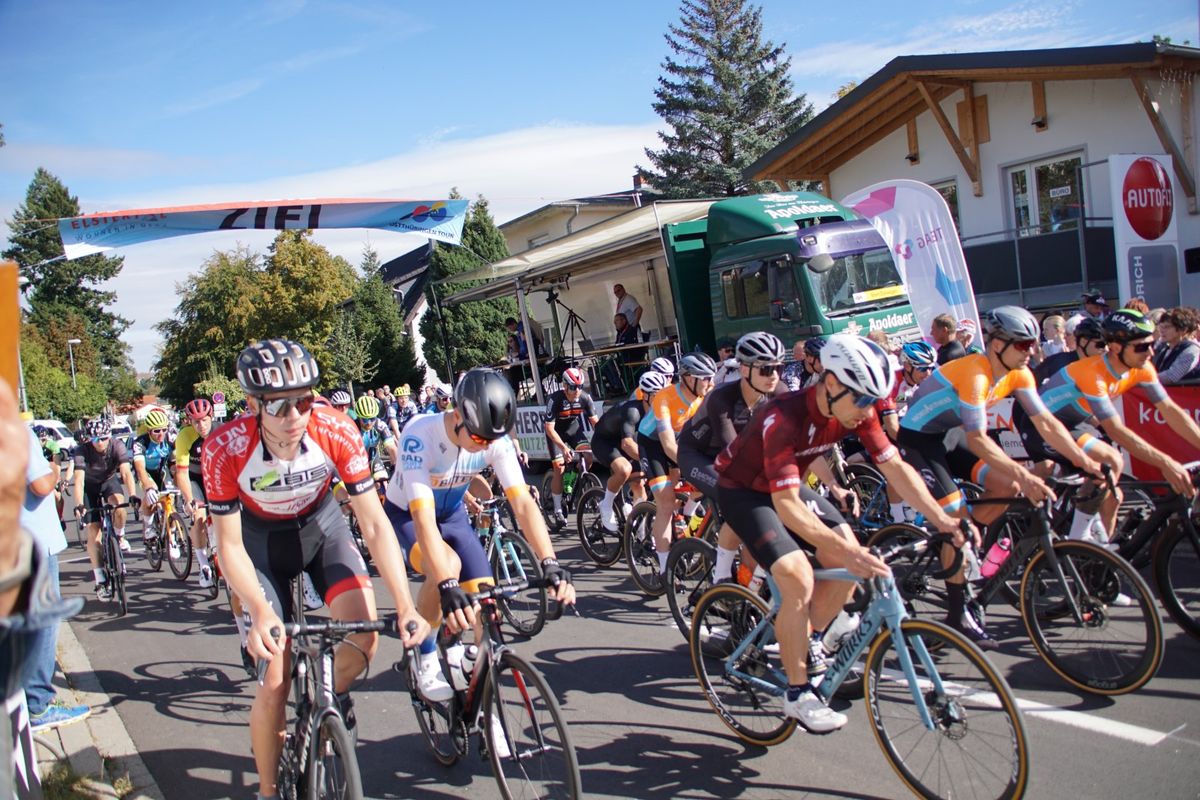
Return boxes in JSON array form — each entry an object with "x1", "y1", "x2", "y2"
[
  {"x1": 0, "y1": 143, "x2": 212, "y2": 182},
  {"x1": 77, "y1": 122, "x2": 660, "y2": 371}
]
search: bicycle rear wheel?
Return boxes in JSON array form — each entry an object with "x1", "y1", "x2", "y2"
[
  {"x1": 866, "y1": 618, "x2": 1029, "y2": 800},
  {"x1": 491, "y1": 532, "x2": 547, "y2": 637},
  {"x1": 845, "y1": 463, "x2": 893, "y2": 536},
  {"x1": 105, "y1": 532, "x2": 128, "y2": 617},
  {"x1": 575, "y1": 488, "x2": 623, "y2": 567},
  {"x1": 166, "y1": 512, "x2": 193, "y2": 580},
  {"x1": 1153, "y1": 518, "x2": 1200, "y2": 640},
  {"x1": 665, "y1": 537, "x2": 715, "y2": 640},
  {"x1": 483, "y1": 651, "x2": 581, "y2": 800},
  {"x1": 306, "y1": 712, "x2": 363, "y2": 800},
  {"x1": 624, "y1": 502, "x2": 665, "y2": 596},
  {"x1": 1021, "y1": 540, "x2": 1163, "y2": 695},
  {"x1": 145, "y1": 510, "x2": 163, "y2": 571},
  {"x1": 689, "y1": 583, "x2": 795, "y2": 746}
]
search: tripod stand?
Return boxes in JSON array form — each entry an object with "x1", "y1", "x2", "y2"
[{"x1": 546, "y1": 288, "x2": 587, "y2": 361}]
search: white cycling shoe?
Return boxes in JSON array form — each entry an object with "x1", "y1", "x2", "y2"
[
  {"x1": 783, "y1": 690, "x2": 847, "y2": 733},
  {"x1": 301, "y1": 573, "x2": 324, "y2": 611},
  {"x1": 417, "y1": 655, "x2": 454, "y2": 702},
  {"x1": 197, "y1": 565, "x2": 214, "y2": 589},
  {"x1": 487, "y1": 711, "x2": 512, "y2": 760}
]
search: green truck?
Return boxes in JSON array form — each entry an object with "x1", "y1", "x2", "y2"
[{"x1": 661, "y1": 192, "x2": 923, "y2": 351}]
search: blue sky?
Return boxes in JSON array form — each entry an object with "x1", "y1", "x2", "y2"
[{"x1": 1, "y1": 0, "x2": 1194, "y2": 371}]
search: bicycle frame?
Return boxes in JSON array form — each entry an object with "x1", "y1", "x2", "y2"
[{"x1": 719, "y1": 568, "x2": 949, "y2": 733}]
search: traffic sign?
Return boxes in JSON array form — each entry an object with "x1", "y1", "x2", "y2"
[{"x1": 212, "y1": 391, "x2": 225, "y2": 404}]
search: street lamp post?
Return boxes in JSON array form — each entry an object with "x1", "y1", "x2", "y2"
[{"x1": 67, "y1": 338, "x2": 81, "y2": 390}]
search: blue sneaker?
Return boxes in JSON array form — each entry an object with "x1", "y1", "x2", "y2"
[{"x1": 30, "y1": 703, "x2": 92, "y2": 732}]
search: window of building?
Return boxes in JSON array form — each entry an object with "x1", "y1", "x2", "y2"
[
  {"x1": 719, "y1": 261, "x2": 771, "y2": 319},
  {"x1": 1007, "y1": 152, "x2": 1084, "y2": 237},
  {"x1": 932, "y1": 180, "x2": 960, "y2": 232}
]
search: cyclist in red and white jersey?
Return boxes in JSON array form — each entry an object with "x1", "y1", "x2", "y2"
[
  {"x1": 716, "y1": 335, "x2": 970, "y2": 733},
  {"x1": 202, "y1": 339, "x2": 428, "y2": 800}
]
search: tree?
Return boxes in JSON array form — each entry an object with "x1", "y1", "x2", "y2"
[
  {"x1": 349, "y1": 270, "x2": 423, "y2": 390},
  {"x1": 419, "y1": 193, "x2": 516, "y2": 383},
  {"x1": 325, "y1": 312, "x2": 378, "y2": 394},
  {"x1": 20, "y1": 329, "x2": 106, "y2": 421},
  {"x1": 833, "y1": 81, "x2": 859, "y2": 100},
  {"x1": 639, "y1": 0, "x2": 813, "y2": 198},
  {"x1": 4, "y1": 168, "x2": 131, "y2": 369},
  {"x1": 191, "y1": 359, "x2": 245, "y2": 409}
]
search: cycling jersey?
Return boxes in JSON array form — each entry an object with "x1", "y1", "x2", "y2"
[
  {"x1": 203, "y1": 406, "x2": 374, "y2": 520},
  {"x1": 592, "y1": 398, "x2": 644, "y2": 443},
  {"x1": 901, "y1": 353, "x2": 1047, "y2": 435},
  {"x1": 1038, "y1": 353, "x2": 1167, "y2": 429},
  {"x1": 1034, "y1": 350, "x2": 1078, "y2": 385},
  {"x1": 636, "y1": 384, "x2": 702, "y2": 438},
  {"x1": 174, "y1": 425, "x2": 207, "y2": 480},
  {"x1": 395, "y1": 401, "x2": 417, "y2": 432},
  {"x1": 74, "y1": 440, "x2": 131, "y2": 488},
  {"x1": 717, "y1": 388, "x2": 897, "y2": 495},
  {"x1": 385, "y1": 413, "x2": 527, "y2": 521},
  {"x1": 133, "y1": 434, "x2": 174, "y2": 474},
  {"x1": 544, "y1": 389, "x2": 597, "y2": 440},
  {"x1": 678, "y1": 380, "x2": 756, "y2": 459},
  {"x1": 356, "y1": 418, "x2": 394, "y2": 458}
]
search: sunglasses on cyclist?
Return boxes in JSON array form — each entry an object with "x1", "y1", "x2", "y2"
[
  {"x1": 1004, "y1": 338, "x2": 1038, "y2": 352},
  {"x1": 91, "y1": 436, "x2": 110, "y2": 444},
  {"x1": 1126, "y1": 341, "x2": 1154, "y2": 353},
  {"x1": 754, "y1": 364, "x2": 784, "y2": 377},
  {"x1": 149, "y1": 428, "x2": 167, "y2": 435},
  {"x1": 260, "y1": 394, "x2": 316, "y2": 417},
  {"x1": 828, "y1": 385, "x2": 876, "y2": 409},
  {"x1": 466, "y1": 431, "x2": 493, "y2": 446}
]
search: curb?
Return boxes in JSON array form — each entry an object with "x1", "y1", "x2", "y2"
[{"x1": 44, "y1": 619, "x2": 165, "y2": 800}]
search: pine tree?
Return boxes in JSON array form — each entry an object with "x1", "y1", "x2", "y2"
[
  {"x1": 419, "y1": 192, "x2": 516, "y2": 383},
  {"x1": 640, "y1": 0, "x2": 813, "y2": 198},
  {"x1": 4, "y1": 168, "x2": 131, "y2": 368}
]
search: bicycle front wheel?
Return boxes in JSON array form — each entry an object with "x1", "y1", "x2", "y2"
[
  {"x1": 403, "y1": 656, "x2": 460, "y2": 766},
  {"x1": 845, "y1": 463, "x2": 893, "y2": 536},
  {"x1": 1153, "y1": 518, "x2": 1200, "y2": 640},
  {"x1": 689, "y1": 583, "x2": 795, "y2": 746},
  {"x1": 865, "y1": 525, "x2": 944, "y2": 619},
  {"x1": 866, "y1": 618, "x2": 1029, "y2": 800},
  {"x1": 145, "y1": 511, "x2": 163, "y2": 571},
  {"x1": 575, "y1": 487, "x2": 623, "y2": 567},
  {"x1": 1021, "y1": 540, "x2": 1163, "y2": 695},
  {"x1": 665, "y1": 536, "x2": 715, "y2": 640},
  {"x1": 624, "y1": 501, "x2": 664, "y2": 596},
  {"x1": 166, "y1": 512, "x2": 193, "y2": 580},
  {"x1": 483, "y1": 651, "x2": 581, "y2": 800},
  {"x1": 106, "y1": 533, "x2": 128, "y2": 617},
  {"x1": 491, "y1": 532, "x2": 547, "y2": 637},
  {"x1": 306, "y1": 712, "x2": 363, "y2": 800}
]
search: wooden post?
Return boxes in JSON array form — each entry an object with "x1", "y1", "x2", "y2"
[
  {"x1": 1130, "y1": 71, "x2": 1197, "y2": 209},
  {"x1": 906, "y1": 120, "x2": 920, "y2": 164},
  {"x1": 1183, "y1": 79, "x2": 1197, "y2": 214},
  {"x1": 914, "y1": 79, "x2": 981, "y2": 196},
  {"x1": 1031, "y1": 80, "x2": 1048, "y2": 131}
]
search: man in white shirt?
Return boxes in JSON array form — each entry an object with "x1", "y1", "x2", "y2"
[{"x1": 613, "y1": 283, "x2": 643, "y2": 333}]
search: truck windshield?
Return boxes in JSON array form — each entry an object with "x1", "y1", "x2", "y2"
[{"x1": 807, "y1": 246, "x2": 905, "y2": 316}]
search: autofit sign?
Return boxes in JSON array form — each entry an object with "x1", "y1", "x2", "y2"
[
  {"x1": 1108, "y1": 154, "x2": 1185, "y2": 309},
  {"x1": 1109, "y1": 154, "x2": 1181, "y2": 308}
]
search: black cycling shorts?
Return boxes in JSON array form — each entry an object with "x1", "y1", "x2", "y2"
[
  {"x1": 716, "y1": 484, "x2": 845, "y2": 572},
  {"x1": 240, "y1": 496, "x2": 371, "y2": 623},
  {"x1": 676, "y1": 444, "x2": 719, "y2": 501},
  {"x1": 1014, "y1": 407, "x2": 1108, "y2": 467},
  {"x1": 895, "y1": 428, "x2": 982, "y2": 514},
  {"x1": 546, "y1": 429, "x2": 588, "y2": 462},
  {"x1": 83, "y1": 476, "x2": 127, "y2": 524},
  {"x1": 384, "y1": 500, "x2": 492, "y2": 591},
  {"x1": 589, "y1": 434, "x2": 640, "y2": 472},
  {"x1": 637, "y1": 433, "x2": 676, "y2": 488}
]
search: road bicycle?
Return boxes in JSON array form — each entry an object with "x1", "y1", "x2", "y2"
[
  {"x1": 623, "y1": 482, "x2": 706, "y2": 597},
  {"x1": 398, "y1": 578, "x2": 581, "y2": 799},
  {"x1": 663, "y1": 499, "x2": 725, "y2": 639},
  {"x1": 574, "y1": 486, "x2": 629, "y2": 567},
  {"x1": 1144, "y1": 463, "x2": 1200, "y2": 640},
  {"x1": 539, "y1": 443, "x2": 601, "y2": 528},
  {"x1": 143, "y1": 486, "x2": 188, "y2": 575},
  {"x1": 473, "y1": 497, "x2": 548, "y2": 637},
  {"x1": 689, "y1": 533, "x2": 1029, "y2": 800},
  {"x1": 872, "y1": 485, "x2": 1163, "y2": 695},
  {"x1": 79, "y1": 500, "x2": 132, "y2": 617},
  {"x1": 265, "y1": 579, "x2": 389, "y2": 800}
]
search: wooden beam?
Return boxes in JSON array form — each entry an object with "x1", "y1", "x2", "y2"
[
  {"x1": 913, "y1": 79, "x2": 981, "y2": 194},
  {"x1": 906, "y1": 120, "x2": 919, "y2": 164},
  {"x1": 819, "y1": 174, "x2": 832, "y2": 197},
  {"x1": 1130, "y1": 71, "x2": 1197, "y2": 204},
  {"x1": 911, "y1": 76, "x2": 973, "y2": 89},
  {"x1": 1031, "y1": 80, "x2": 1048, "y2": 130},
  {"x1": 963, "y1": 82, "x2": 981, "y2": 195},
  {"x1": 809, "y1": 101, "x2": 928, "y2": 175},
  {"x1": 800, "y1": 92, "x2": 936, "y2": 176},
  {"x1": 1184, "y1": 80, "x2": 1197, "y2": 213}
]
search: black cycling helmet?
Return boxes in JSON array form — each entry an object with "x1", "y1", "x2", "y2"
[
  {"x1": 1102, "y1": 309, "x2": 1155, "y2": 343},
  {"x1": 236, "y1": 339, "x2": 320, "y2": 395},
  {"x1": 454, "y1": 369, "x2": 516, "y2": 441},
  {"x1": 735, "y1": 331, "x2": 786, "y2": 365},
  {"x1": 679, "y1": 352, "x2": 718, "y2": 379},
  {"x1": 1073, "y1": 317, "x2": 1105, "y2": 343},
  {"x1": 804, "y1": 336, "x2": 828, "y2": 357},
  {"x1": 86, "y1": 419, "x2": 111, "y2": 439}
]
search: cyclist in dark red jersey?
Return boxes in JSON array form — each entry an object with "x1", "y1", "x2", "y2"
[{"x1": 716, "y1": 335, "x2": 970, "y2": 733}]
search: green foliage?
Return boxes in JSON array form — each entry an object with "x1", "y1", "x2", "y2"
[
  {"x1": 420, "y1": 192, "x2": 516, "y2": 383},
  {"x1": 325, "y1": 312, "x2": 378, "y2": 392},
  {"x1": 4, "y1": 168, "x2": 130, "y2": 368},
  {"x1": 102, "y1": 366, "x2": 144, "y2": 408},
  {"x1": 348, "y1": 269, "x2": 425, "y2": 389},
  {"x1": 20, "y1": 332, "x2": 106, "y2": 422},
  {"x1": 192, "y1": 359, "x2": 245, "y2": 407},
  {"x1": 639, "y1": 0, "x2": 814, "y2": 197}
]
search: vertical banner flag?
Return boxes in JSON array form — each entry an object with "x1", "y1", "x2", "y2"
[
  {"x1": 57, "y1": 198, "x2": 470, "y2": 259},
  {"x1": 1109, "y1": 154, "x2": 1182, "y2": 309},
  {"x1": 842, "y1": 180, "x2": 979, "y2": 342}
]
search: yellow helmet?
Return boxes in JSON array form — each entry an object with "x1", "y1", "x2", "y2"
[
  {"x1": 398, "y1": 384, "x2": 411, "y2": 396},
  {"x1": 354, "y1": 395, "x2": 381, "y2": 420},
  {"x1": 144, "y1": 410, "x2": 170, "y2": 430}
]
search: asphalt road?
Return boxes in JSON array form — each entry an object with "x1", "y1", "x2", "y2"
[{"x1": 56, "y1": 507, "x2": 1200, "y2": 800}]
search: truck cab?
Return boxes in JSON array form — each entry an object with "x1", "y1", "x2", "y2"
[{"x1": 663, "y1": 193, "x2": 921, "y2": 351}]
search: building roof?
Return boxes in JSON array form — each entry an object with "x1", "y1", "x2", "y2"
[
  {"x1": 747, "y1": 42, "x2": 1200, "y2": 184},
  {"x1": 442, "y1": 199, "x2": 714, "y2": 305},
  {"x1": 379, "y1": 240, "x2": 432, "y2": 285},
  {"x1": 498, "y1": 189, "x2": 660, "y2": 231}
]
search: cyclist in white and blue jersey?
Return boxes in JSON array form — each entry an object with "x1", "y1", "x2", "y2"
[
  {"x1": 351, "y1": 395, "x2": 398, "y2": 468},
  {"x1": 382, "y1": 369, "x2": 576, "y2": 701}
]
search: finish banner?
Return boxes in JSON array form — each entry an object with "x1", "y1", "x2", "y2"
[
  {"x1": 57, "y1": 197, "x2": 469, "y2": 259},
  {"x1": 1119, "y1": 384, "x2": 1200, "y2": 480},
  {"x1": 842, "y1": 179, "x2": 980, "y2": 344}
]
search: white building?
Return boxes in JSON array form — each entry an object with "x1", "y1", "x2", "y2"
[{"x1": 747, "y1": 42, "x2": 1200, "y2": 311}]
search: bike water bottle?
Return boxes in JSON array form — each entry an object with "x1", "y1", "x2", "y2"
[
  {"x1": 562, "y1": 470, "x2": 577, "y2": 497},
  {"x1": 979, "y1": 537, "x2": 1012, "y2": 579},
  {"x1": 746, "y1": 565, "x2": 767, "y2": 593},
  {"x1": 822, "y1": 610, "x2": 861, "y2": 654},
  {"x1": 458, "y1": 644, "x2": 479, "y2": 689},
  {"x1": 445, "y1": 643, "x2": 467, "y2": 690},
  {"x1": 686, "y1": 509, "x2": 705, "y2": 534}
]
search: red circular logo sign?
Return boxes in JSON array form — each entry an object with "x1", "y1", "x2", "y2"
[{"x1": 1122, "y1": 157, "x2": 1173, "y2": 240}]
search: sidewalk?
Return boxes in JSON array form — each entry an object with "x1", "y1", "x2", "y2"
[{"x1": 35, "y1": 620, "x2": 164, "y2": 800}]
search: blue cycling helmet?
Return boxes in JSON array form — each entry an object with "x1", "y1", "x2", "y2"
[
  {"x1": 804, "y1": 337, "x2": 828, "y2": 357},
  {"x1": 901, "y1": 341, "x2": 937, "y2": 369}
]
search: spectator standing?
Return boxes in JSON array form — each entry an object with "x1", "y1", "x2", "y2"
[
  {"x1": 1153, "y1": 307, "x2": 1200, "y2": 385},
  {"x1": 931, "y1": 313, "x2": 966, "y2": 364},
  {"x1": 712, "y1": 337, "x2": 740, "y2": 385},
  {"x1": 1082, "y1": 289, "x2": 1110, "y2": 320},
  {"x1": 613, "y1": 283, "x2": 643, "y2": 334},
  {"x1": 1041, "y1": 315, "x2": 1067, "y2": 357},
  {"x1": 504, "y1": 316, "x2": 545, "y2": 360},
  {"x1": 780, "y1": 339, "x2": 808, "y2": 390}
]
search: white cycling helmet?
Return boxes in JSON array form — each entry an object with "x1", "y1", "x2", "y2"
[
  {"x1": 650, "y1": 357, "x2": 676, "y2": 376},
  {"x1": 820, "y1": 335, "x2": 896, "y2": 402},
  {"x1": 638, "y1": 370, "x2": 669, "y2": 395},
  {"x1": 735, "y1": 331, "x2": 786, "y2": 365}
]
